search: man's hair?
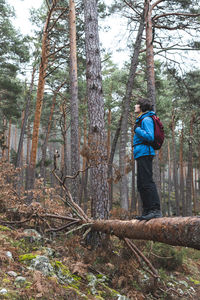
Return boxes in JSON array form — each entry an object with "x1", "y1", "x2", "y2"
[{"x1": 136, "y1": 98, "x2": 153, "y2": 112}]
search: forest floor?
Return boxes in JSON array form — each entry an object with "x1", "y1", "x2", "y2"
[
  {"x1": 1, "y1": 222, "x2": 200, "y2": 300},
  {"x1": 1, "y1": 161, "x2": 200, "y2": 299}
]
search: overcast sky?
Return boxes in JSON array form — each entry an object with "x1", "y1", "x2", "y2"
[
  {"x1": 7, "y1": 0, "x2": 199, "y2": 72},
  {"x1": 7, "y1": 0, "x2": 128, "y2": 68},
  {"x1": 8, "y1": 0, "x2": 42, "y2": 34}
]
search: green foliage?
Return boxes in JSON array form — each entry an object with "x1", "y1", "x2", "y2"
[
  {"x1": 0, "y1": 0, "x2": 30, "y2": 124},
  {"x1": 147, "y1": 243, "x2": 184, "y2": 271},
  {"x1": 0, "y1": 225, "x2": 11, "y2": 231}
]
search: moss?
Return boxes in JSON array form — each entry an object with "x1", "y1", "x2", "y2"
[
  {"x1": 86, "y1": 272, "x2": 125, "y2": 299},
  {"x1": 2, "y1": 278, "x2": 11, "y2": 284},
  {"x1": 189, "y1": 277, "x2": 200, "y2": 285},
  {"x1": 19, "y1": 253, "x2": 37, "y2": 262},
  {"x1": 63, "y1": 285, "x2": 88, "y2": 299},
  {"x1": 0, "y1": 225, "x2": 11, "y2": 231},
  {"x1": 52, "y1": 260, "x2": 81, "y2": 288},
  {"x1": 53, "y1": 261, "x2": 71, "y2": 276},
  {"x1": 25, "y1": 281, "x2": 32, "y2": 289},
  {"x1": 11, "y1": 239, "x2": 29, "y2": 253}
]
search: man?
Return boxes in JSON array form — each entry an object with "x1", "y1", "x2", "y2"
[{"x1": 133, "y1": 98, "x2": 162, "y2": 220}]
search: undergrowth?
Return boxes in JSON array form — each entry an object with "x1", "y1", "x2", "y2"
[{"x1": 0, "y1": 161, "x2": 200, "y2": 299}]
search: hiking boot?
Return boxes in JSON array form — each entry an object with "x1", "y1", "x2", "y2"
[
  {"x1": 140, "y1": 210, "x2": 162, "y2": 221},
  {"x1": 134, "y1": 210, "x2": 149, "y2": 220}
]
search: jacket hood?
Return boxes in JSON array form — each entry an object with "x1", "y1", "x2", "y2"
[{"x1": 136, "y1": 111, "x2": 156, "y2": 123}]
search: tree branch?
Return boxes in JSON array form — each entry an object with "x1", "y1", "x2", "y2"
[
  {"x1": 124, "y1": 238, "x2": 159, "y2": 279},
  {"x1": 46, "y1": 44, "x2": 69, "y2": 59},
  {"x1": 47, "y1": 7, "x2": 68, "y2": 32},
  {"x1": 151, "y1": 0, "x2": 165, "y2": 11},
  {"x1": 153, "y1": 12, "x2": 200, "y2": 22}
]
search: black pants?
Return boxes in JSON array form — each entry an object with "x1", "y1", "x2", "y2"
[{"x1": 136, "y1": 156, "x2": 160, "y2": 213}]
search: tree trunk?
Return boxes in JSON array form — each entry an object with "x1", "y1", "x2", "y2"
[
  {"x1": 16, "y1": 67, "x2": 35, "y2": 168},
  {"x1": 80, "y1": 112, "x2": 88, "y2": 209},
  {"x1": 145, "y1": 0, "x2": 156, "y2": 109},
  {"x1": 145, "y1": 0, "x2": 161, "y2": 191},
  {"x1": 108, "y1": 116, "x2": 122, "y2": 209},
  {"x1": 119, "y1": 17, "x2": 145, "y2": 210},
  {"x1": 60, "y1": 102, "x2": 69, "y2": 181},
  {"x1": 131, "y1": 113, "x2": 136, "y2": 212},
  {"x1": 107, "y1": 109, "x2": 113, "y2": 210},
  {"x1": 2, "y1": 118, "x2": 7, "y2": 159},
  {"x1": 171, "y1": 111, "x2": 180, "y2": 215},
  {"x1": 167, "y1": 141, "x2": 172, "y2": 216},
  {"x1": 84, "y1": 0, "x2": 109, "y2": 219},
  {"x1": 69, "y1": 0, "x2": 80, "y2": 204},
  {"x1": 107, "y1": 109, "x2": 111, "y2": 162},
  {"x1": 27, "y1": 7, "x2": 54, "y2": 189},
  {"x1": 25, "y1": 121, "x2": 31, "y2": 190},
  {"x1": 162, "y1": 158, "x2": 166, "y2": 215},
  {"x1": 14, "y1": 125, "x2": 18, "y2": 153},
  {"x1": 7, "y1": 119, "x2": 11, "y2": 162},
  {"x1": 40, "y1": 83, "x2": 65, "y2": 179},
  {"x1": 186, "y1": 113, "x2": 195, "y2": 216},
  {"x1": 91, "y1": 217, "x2": 200, "y2": 250},
  {"x1": 179, "y1": 128, "x2": 185, "y2": 216}
]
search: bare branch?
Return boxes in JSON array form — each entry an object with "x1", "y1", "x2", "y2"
[
  {"x1": 45, "y1": 220, "x2": 81, "y2": 232},
  {"x1": 46, "y1": 44, "x2": 69, "y2": 59},
  {"x1": 153, "y1": 12, "x2": 200, "y2": 22},
  {"x1": 154, "y1": 24, "x2": 188, "y2": 30},
  {"x1": 151, "y1": 0, "x2": 165, "y2": 11},
  {"x1": 44, "y1": 62, "x2": 66, "y2": 79},
  {"x1": 124, "y1": 238, "x2": 159, "y2": 279},
  {"x1": 47, "y1": 7, "x2": 68, "y2": 32},
  {"x1": 52, "y1": 154, "x2": 91, "y2": 222},
  {"x1": 42, "y1": 213, "x2": 79, "y2": 222}
]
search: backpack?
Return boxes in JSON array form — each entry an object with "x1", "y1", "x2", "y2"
[{"x1": 139, "y1": 115, "x2": 165, "y2": 150}]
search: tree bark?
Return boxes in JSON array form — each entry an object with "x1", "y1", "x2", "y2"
[
  {"x1": 92, "y1": 217, "x2": 200, "y2": 250},
  {"x1": 167, "y1": 141, "x2": 171, "y2": 216},
  {"x1": 7, "y1": 119, "x2": 11, "y2": 162},
  {"x1": 16, "y1": 67, "x2": 35, "y2": 168},
  {"x1": 69, "y1": 0, "x2": 80, "y2": 204},
  {"x1": 145, "y1": 0, "x2": 161, "y2": 191},
  {"x1": 131, "y1": 113, "x2": 136, "y2": 212},
  {"x1": 171, "y1": 111, "x2": 180, "y2": 215},
  {"x1": 27, "y1": 6, "x2": 54, "y2": 189},
  {"x1": 84, "y1": 0, "x2": 109, "y2": 219},
  {"x1": 108, "y1": 115, "x2": 122, "y2": 210},
  {"x1": 119, "y1": 17, "x2": 145, "y2": 210},
  {"x1": 2, "y1": 118, "x2": 7, "y2": 159},
  {"x1": 145, "y1": 0, "x2": 156, "y2": 109},
  {"x1": 186, "y1": 113, "x2": 195, "y2": 216},
  {"x1": 179, "y1": 127, "x2": 185, "y2": 216},
  {"x1": 40, "y1": 82, "x2": 65, "y2": 179},
  {"x1": 60, "y1": 101, "x2": 70, "y2": 187}
]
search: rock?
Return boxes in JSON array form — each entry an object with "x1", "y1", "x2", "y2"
[
  {"x1": 42, "y1": 247, "x2": 55, "y2": 257},
  {"x1": 6, "y1": 251, "x2": 13, "y2": 259},
  {"x1": 15, "y1": 276, "x2": 26, "y2": 283},
  {"x1": 23, "y1": 229, "x2": 42, "y2": 242},
  {"x1": 0, "y1": 288, "x2": 8, "y2": 294},
  {"x1": 30, "y1": 256, "x2": 54, "y2": 276},
  {"x1": 7, "y1": 271, "x2": 18, "y2": 277}
]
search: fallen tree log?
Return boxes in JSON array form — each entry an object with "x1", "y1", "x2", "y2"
[
  {"x1": 52, "y1": 159, "x2": 200, "y2": 251},
  {"x1": 91, "y1": 217, "x2": 200, "y2": 250}
]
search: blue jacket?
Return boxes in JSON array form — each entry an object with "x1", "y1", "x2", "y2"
[{"x1": 133, "y1": 111, "x2": 155, "y2": 159}]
